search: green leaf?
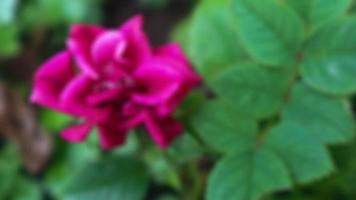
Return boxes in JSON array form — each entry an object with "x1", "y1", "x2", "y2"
[
  {"x1": 168, "y1": 134, "x2": 205, "y2": 164},
  {"x1": 170, "y1": 19, "x2": 191, "y2": 53},
  {"x1": 212, "y1": 63, "x2": 293, "y2": 119},
  {"x1": 22, "y1": 0, "x2": 100, "y2": 26},
  {"x1": 301, "y1": 18, "x2": 356, "y2": 95},
  {"x1": 0, "y1": 145, "x2": 20, "y2": 198},
  {"x1": 206, "y1": 121, "x2": 336, "y2": 199},
  {"x1": 67, "y1": 130, "x2": 101, "y2": 165},
  {"x1": 45, "y1": 133, "x2": 100, "y2": 199},
  {"x1": 155, "y1": 194, "x2": 179, "y2": 200},
  {"x1": 191, "y1": 99, "x2": 258, "y2": 153},
  {"x1": 11, "y1": 177, "x2": 41, "y2": 200},
  {"x1": 283, "y1": 83, "x2": 354, "y2": 144},
  {"x1": 0, "y1": 25, "x2": 19, "y2": 57},
  {"x1": 207, "y1": 147, "x2": 291, "y2": 200},
  {"x1": 231, "y1": 0, "x2": 304, "y2": 65},
  {"x1": 143, "y1": 147, "x2": 181, "y2": 189},
  {"x1": 111, "y1": 133, "x2": 140, "y2": 156},
  {"x1": 189, "y1": 0, "x2": 248, "y2": 78},
  {"x1": 0, "y1": 0, "x2": 17, "y2": 24},
  {"x1": 63, "y1": 156, "x2": 149, "y2": 200},
  {"x1": 266, "y1": 122, "x2": 334, "y2": 184},
  {"x1": 45, "y1": 161, "x2": 76, "y2": 199},
  {"x1": 41, "y1": 110, "x2": 72, "y2": 132},
  {"x1": 286, "y1": 0, "x2": 352, "y2": 29},
  {"x1": 60, "y1": 0, "x2": 100, "y2": 23}
]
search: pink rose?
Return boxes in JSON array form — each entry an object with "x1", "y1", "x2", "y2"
[{"x1": 30, "y1": 15, "x2": 200, "y2": 150}]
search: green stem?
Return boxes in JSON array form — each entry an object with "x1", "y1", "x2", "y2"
[{"x1": 186, "y1": 121, "x2": 219, "y2": 154}]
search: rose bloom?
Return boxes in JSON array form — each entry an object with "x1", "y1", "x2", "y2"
[{"x1": 31, "y1": 15, "x2": 200, "y2": 150}]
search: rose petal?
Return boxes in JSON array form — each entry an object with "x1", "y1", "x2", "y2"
[
  {"x1": 31, "y1": 51, "x2": 74, "y2": 109},
  {"x1": 61, "y1": 122, "x2": 93, "y2": 142},
  {"x1": 132, "y1": 60, "x2": 182, "y2": 105},
  {"x1": 31, "y1": 17, "x2": 195, "y2": 150},
  {"x1": 155, "y1": 43, "x2": 190, "y2": 66},
  {"x1": 60, "y1": 75, "x2": 94, "y2": 116},
  {"x1": 86, "y1": 87, "x2": 123, "y2": 106},
  {"x1": 59, "y1": 78, "x2": 111, "y2": 122},
  {"x1": 137, "y1": 44, "x2": 201, "y2": 116},
  {"x1": 155, "y1": 43, "x2": 201, "y2": 84},
  {"x1": 157, "y1": 84, "x2": 192, "y2": 116},
  {"x1": 67, "y1": 24, "x2": 105, "y2": 78},
  {"x1": 91, "y1": 31, "x2": 127, "y2": 66},
  {"x1": 122, "y1": 114, "x2": 145, "y2": 129},
  {"x1": 119, "y1": 15, "x2": 151, "y2": 67},
  {"x1": 143, "y1": 114, "x2": 182, "y2": 148},
  {"x1": 98, "y1": 122, "x2": 128, "y2": 150}
]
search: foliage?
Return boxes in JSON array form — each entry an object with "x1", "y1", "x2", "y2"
[
  {"x1": 177, "y1": 0, "x2": 356, "y2": 199},
  {"x1": 0, "y1": 0, "x2": 356, "y2": 200}
]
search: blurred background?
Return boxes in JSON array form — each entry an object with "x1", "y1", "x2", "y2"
[
  {"x1": 0, "y1": 1, "x2": 197, "y2": 199},
  {"x1": 0, "y1": 0, "x2": 356, "y2": 200}
]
